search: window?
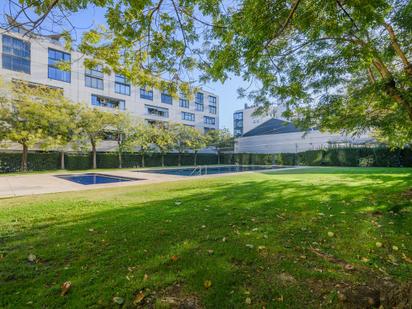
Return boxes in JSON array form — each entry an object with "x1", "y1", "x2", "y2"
[
  {"x1": 145, "y1": 105, "x2": 169, "y2": 118},
  {"x1": 234, "y1": 128, "x2": 243, "y2": 137},
  {"x1": 204, "y1": 116, "x2": 215, "y2": 125},
  {"x1": 2, "y1": 35, "x2": 31, "y2": 74},
  {"x1": 195, "y1": 102, "x2": 204, "y2": 111},
  {"x1": 208, "y1": 96, "x2": 217, "y2": 114},
  {"x1": 233, "y1": 111, "x2": 244, "y2": 137},
  {"x1": 115, "y1": 74, "x2": 131, "y2": 95},
  {"x1": 91, "y1": 94, "x2": 125, "y2": 110},
  {"x1": 234, "y1": 111, "x2": 243, "y2": 120},
  {"x1": 102, "y1": 131, "x2": 119, "y2": 141},
  {"x1": 161, "y1": 92, "x2": 173, "y2": 105},
  {"x1": 182, "y1": 112, "x2": 195, "y2": 121},
  {"x1": 204, "y1": 127, "x2": 215, "y2": 134},
  {"x1": 195, "y1": 92, "x2": 204, "y2": 111},
  {"x1": 179, "y1": 98, "x2": 189, "y2": 108},
  {"x1": 140, "y1": 88, "x2": 153, "y2": 100},
  {"x1": 48, "y1": 48, "x2": 71, "y2": 82},
  {"x1": 85, "y1": 65, "x2": 104, "y2": 90}
]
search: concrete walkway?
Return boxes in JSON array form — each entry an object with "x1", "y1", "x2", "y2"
[
  {"x1": 0, "y1": 166, "x2": 299, "y2": 198},
  {"x1": 0, "y1": 170, "x2": 185, "y2": 198}
]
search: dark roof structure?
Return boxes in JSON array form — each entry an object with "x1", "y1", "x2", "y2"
[{"x1": 242, "y1": 118, "x2": 303, "y2": 137}]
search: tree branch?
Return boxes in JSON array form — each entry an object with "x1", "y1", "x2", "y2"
[{"x1": 384, "y1": 22, "x2": 412, "y2": 77}]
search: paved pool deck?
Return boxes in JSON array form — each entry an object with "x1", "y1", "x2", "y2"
[{"x1": 0, "y1": 166, "x2": 299, "y2": 198}]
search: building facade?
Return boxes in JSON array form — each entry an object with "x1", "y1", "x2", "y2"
[
  {"x1": 233, "y1": 107, "x2": 373, "y2": 154},
  {"x1": 233, "y1": 104, "x2": 283, "y2": 137},
  {"x1": 0, "y1": 29, "x2": 219, "y2": 135}
]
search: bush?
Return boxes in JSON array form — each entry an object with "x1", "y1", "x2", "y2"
[{"x1": 1, "y1": 147, "x2": 411, "y2": 173}]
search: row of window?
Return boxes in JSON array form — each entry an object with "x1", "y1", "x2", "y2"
[
  {"x1": 233, "y1": 111, "x2": 244, "y2": 137},
  {"x1": 144, "y1": 104, "x2": 215, "y2": 124},
  {"x1": 89, "y1": 92, "x2": 217, "y2": 125},
  {"x1": 1, "y1": 34, "x2": 217, "y2": 115}
]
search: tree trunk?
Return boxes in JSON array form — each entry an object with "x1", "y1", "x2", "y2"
[
  {"x1": 161, "y1": 154, "x2": 165, "y2": 167},
  {"x1": 217, "y1": 151, "x2": 221, "y2": 165},
  {"x1": 117, "y1": 139, "x2": 122, "y2": 169},
  {"x1": 194, "y1": 151, "x2": 198, "y2": 166},
  {"x1": 92, "y1": 143, "x2": 97, "y2": 169},
  {"x1": 60, "y1": 150, "x2": 65, "y2": 170},
  {"x1": 178, "y1": 153, "x2": 182, "y2": 166},
  {"x1": 21, "y1": 144, "x2": 28, "y2": 172},
  {"x1": 383, "y1": 79, "x2": 412, "y2": 121},
  {"x1": 118, "y1": 150, "x2": 122, "y2": 169},
  {"x1": 141, "y1": 153, "x2": 145, "y2": 168}
]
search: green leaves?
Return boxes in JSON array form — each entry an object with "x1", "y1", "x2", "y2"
[{"x1": 10, "y1": 0, "x2": 412, "y2": 146}]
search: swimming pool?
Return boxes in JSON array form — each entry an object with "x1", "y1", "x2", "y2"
[
  {"x1": 57, "y1": 173, "x2": 142, "y2": 185},
  {"x1": 140, "y1": 165, "x2": 282, "y2": 176}
]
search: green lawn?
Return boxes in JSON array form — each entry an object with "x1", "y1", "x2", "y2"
[{"x1": 1, "y1": 167, "x2": 411, "y2": 308}]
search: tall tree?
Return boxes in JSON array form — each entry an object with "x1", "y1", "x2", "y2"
[
  {"x1": 133, "y1": 123, "x2": 155, "y2": 168},
  {"x1": 8, "y1": 1, "x2": 412, "y2": 145},
  {"x1": 185, "y1": 127, "x2": 207, "y2": 166},
  {"x1": 77, "y1": 106, "x2": 114, "y2": 169},
  {"x1": 0, "y1": 80, "x2": 62, "y2": 171},
  {"x1": 111, "y1": 112, "x2": 136, "y2": 168},
  {"x1": 171, "y1": 124, "x2": 194, "y2": 166},
  {"x1": 152, "y1": 124, "x2": 177, "y2": 167},
  {"x1": 41, "y1": 96, "x2": 81, "y2": 170},
  {"x1": 206, "y1": 129, "x2": 234, "y2": 165}
]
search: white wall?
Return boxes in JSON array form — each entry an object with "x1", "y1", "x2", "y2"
[
  {"x1": 0, "y1": 30, "x2": 219, "y2": 133},
  {"x1": 234, "y1": 105, "x2": 286, "y2": 135},
  {"x1": 235, "y1": 130, "x2": 372, "y2": 154}
]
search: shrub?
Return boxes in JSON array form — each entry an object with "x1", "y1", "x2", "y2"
[{"x1": 1, "y1": 147, "x2": 411, "y2": 173}]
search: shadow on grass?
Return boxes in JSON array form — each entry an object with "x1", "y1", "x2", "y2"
[{"x1": 1, "y1": 170, "x2": 412, "y2": 308}]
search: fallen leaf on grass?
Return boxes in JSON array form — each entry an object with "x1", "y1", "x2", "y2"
[
  {"x1": 113, "y1": 296, "x2": 124, "y2": 305},
  {"x1": 245, "y1": 297, "x2": 252, "y2": 304},
  {"x1": 375, "y1": 242, "x2": 383, "y2": 248},
  {"x1": 392, "y1": 245, "x2": 399, "y2": 251},
  {"x1": 171, "y1": 255, "x2": 178, "y2": 262},
  {"x1": 204, "y1": 280, "x2": 212, "y2": 289},
  {"x1": 28, "y1": 254, "x2": 37, "y2": 263},
  {"x1": 344, "y1": 264, "x2": 355, "y2": 271},
  {"x1": 133, "y1": 292, "x2": 145, "y2": 305},
  {"x1": 60, "y1": 281, "x2": 71, "y2": 296},
  {"x1": 402, "y1": 253, "x2": 412, "y2": 263},
  {"x1": 327, "y1": 231, "x2": 335, "y2": 237}
]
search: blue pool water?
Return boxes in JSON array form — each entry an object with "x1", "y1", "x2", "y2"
[
  {"x1": 140, "y1": 165, "x2": 282, "y2": 176},
  {"x1": 57, "y1": 173, "x2": 140, "y2": 185}
]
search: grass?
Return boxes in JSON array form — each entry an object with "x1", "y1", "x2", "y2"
[{"x1": 0, "y1": 167, "x2": 411, "y2": 308}]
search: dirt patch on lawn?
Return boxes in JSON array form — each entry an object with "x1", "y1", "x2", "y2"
[
  {"x1": 137, "y1": 283, "x2": 202, "y2": 309},
  {"x1": 337, "y1": 280, "x2": 412, "y2": 308},
  {"x1": 307, "y1": 277, "x2": 412, "y2": 308}
]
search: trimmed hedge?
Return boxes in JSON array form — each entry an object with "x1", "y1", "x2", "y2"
[
  {"x1": 0, "y1": 151, "x2": 220, "y2": 172},
  {"x1": 221, "y1": 147, "x2": 412, "y2": 167},
  {"x1": 1, "y1": 147, "x2": 411, "y2": 173}
]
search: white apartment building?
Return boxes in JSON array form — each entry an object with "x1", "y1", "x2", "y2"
[
  {"x1": 0, "y1": 27, "x2": 219, "y2": 136},
  {"x1": 233, "y1": 105, "x2": 373, "y2": 154},
  {"x1": 233, "y1": 104, "x2": 284, "y2": 137}
]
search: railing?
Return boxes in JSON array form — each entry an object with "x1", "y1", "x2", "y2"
[{"x1": 190, "y1": 165, "x2": 208, "y2": 176}]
